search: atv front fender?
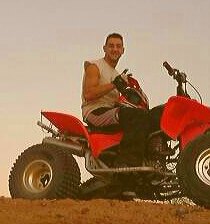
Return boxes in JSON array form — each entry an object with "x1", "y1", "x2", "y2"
[
  {"x1": 161, "y1": 96, "x2": 210, "y2": 148},
  {"x1": 179, "y1": 122, "x2": 210, "y2": 149}
]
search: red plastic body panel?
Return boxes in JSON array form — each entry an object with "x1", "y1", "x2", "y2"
[
  {"x1": 161, "y1": 96, "x2": 210, "y2": 149},
  {"x1": 41, "y1": 111, "x2": 122, "y2": 157},
  {"x1": 42, "y1": 111, "x2": 90, "y2": 140},
  {"x1": 179, "y1": 122, "x2": 210, "y2": 149},
  {"x1": 89, "y1": 132, "x2": 123, "y2": 157}
]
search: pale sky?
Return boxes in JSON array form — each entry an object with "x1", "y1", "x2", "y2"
[{"x1": 1, "y1": 0, "x2": 210, "y2": 196}]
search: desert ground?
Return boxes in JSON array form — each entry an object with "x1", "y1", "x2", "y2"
[{"x1": 0, "y1": 197, "x2": 209, "y2": 224}]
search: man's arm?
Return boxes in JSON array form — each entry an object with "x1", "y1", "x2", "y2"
[{"x1": 83, "y1": 64, "x2": 115, "y2": 101}]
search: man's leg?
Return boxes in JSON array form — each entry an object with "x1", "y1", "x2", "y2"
[
  {"x1": 85, "y1": 107, "x2": 119, "y2": 127},
  {"x1": 148, "y1": 104, "x2": 171, "y2": 157},
  {"x1": 118, "y1": 107, "x2": 150, "y2": 165},
  {"x1": 148, "y1": 105, "x2": 164, "y2": 133},
  {"x1": 86, "y1": 106, "x2": 150, "y2": 166}
]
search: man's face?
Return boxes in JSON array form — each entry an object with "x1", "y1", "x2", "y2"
[{"x1": 103, "y1": 37, "x2": 124, "y2": 62}]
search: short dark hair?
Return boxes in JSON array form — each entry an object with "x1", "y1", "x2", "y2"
[{"x1": 105, "y1": 33, "x2": 124, "y2": 45}]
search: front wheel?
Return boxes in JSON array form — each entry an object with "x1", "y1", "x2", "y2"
[
  {"x1": 177, "y1": 133, "x2": 210, "y2": 208},
  {"x1": 9, "y1": 144, "x2": 81, "y2": 199}
]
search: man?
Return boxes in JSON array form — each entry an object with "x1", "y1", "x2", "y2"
[{"x1": 81, "y1": 33, "x2": 150, "y2": 166}]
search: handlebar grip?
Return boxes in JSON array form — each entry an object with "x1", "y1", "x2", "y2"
[{"x1": 163, "y1": 61, "x2": 174, "y2": 75}]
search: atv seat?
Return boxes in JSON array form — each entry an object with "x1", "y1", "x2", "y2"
[{"x1": 86, "y1": 123, "x2": 122, "y2": 134}]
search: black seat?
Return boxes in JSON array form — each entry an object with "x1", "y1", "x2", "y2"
[{"x1": 86, "y1": 124, "x2": 122, "y2": 134}]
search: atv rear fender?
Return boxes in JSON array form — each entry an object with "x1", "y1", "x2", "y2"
[{"x1": 41, "y1": 111, "x2": 122, "y2": 157}]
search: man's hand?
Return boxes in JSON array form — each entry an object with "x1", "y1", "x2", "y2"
[{"x1": 112, "y1": 75, "x2": 128, "y2": 93}]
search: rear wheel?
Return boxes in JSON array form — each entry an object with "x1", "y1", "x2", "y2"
[
  {"x1": 177, "y1": 133, "x2": 210, "y2": 208},
  {"x1": 9, "y1": 144, "x2": 81, "y2": 199}
]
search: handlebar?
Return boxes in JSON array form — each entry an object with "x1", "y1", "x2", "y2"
[
  {"x1": 163, "y1": 61, "x2": 202, "y2": 103},
  {"x1": 163, "y1": 61, "x2": 175, "y2": 76},
  {"x1": 163, "y1": 61, "x2": 187, "y2": 84},
  {"x1": 163, "y1": 61, "x2": 191, "y2": 97}
]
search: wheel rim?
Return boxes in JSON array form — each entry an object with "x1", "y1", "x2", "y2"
[
  {"x1": 23, "y1": 160, "x2": 53, "y2": 193},
  {"x1": 195, "y1": 148, "x2": 210, "y2": 186}
]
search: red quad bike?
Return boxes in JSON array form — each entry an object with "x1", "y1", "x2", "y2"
[{"x1": 9, "y1": 62, "x2": 210, "y2": 208}]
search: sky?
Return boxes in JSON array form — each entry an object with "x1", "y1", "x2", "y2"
[{"x1": 1, "y1": 0, "x2": 210, "y2": 196}]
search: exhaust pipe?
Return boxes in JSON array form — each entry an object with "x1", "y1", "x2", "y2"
[{"x1": 42, "y1": 137, "x2": 85, "y2": 157}]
